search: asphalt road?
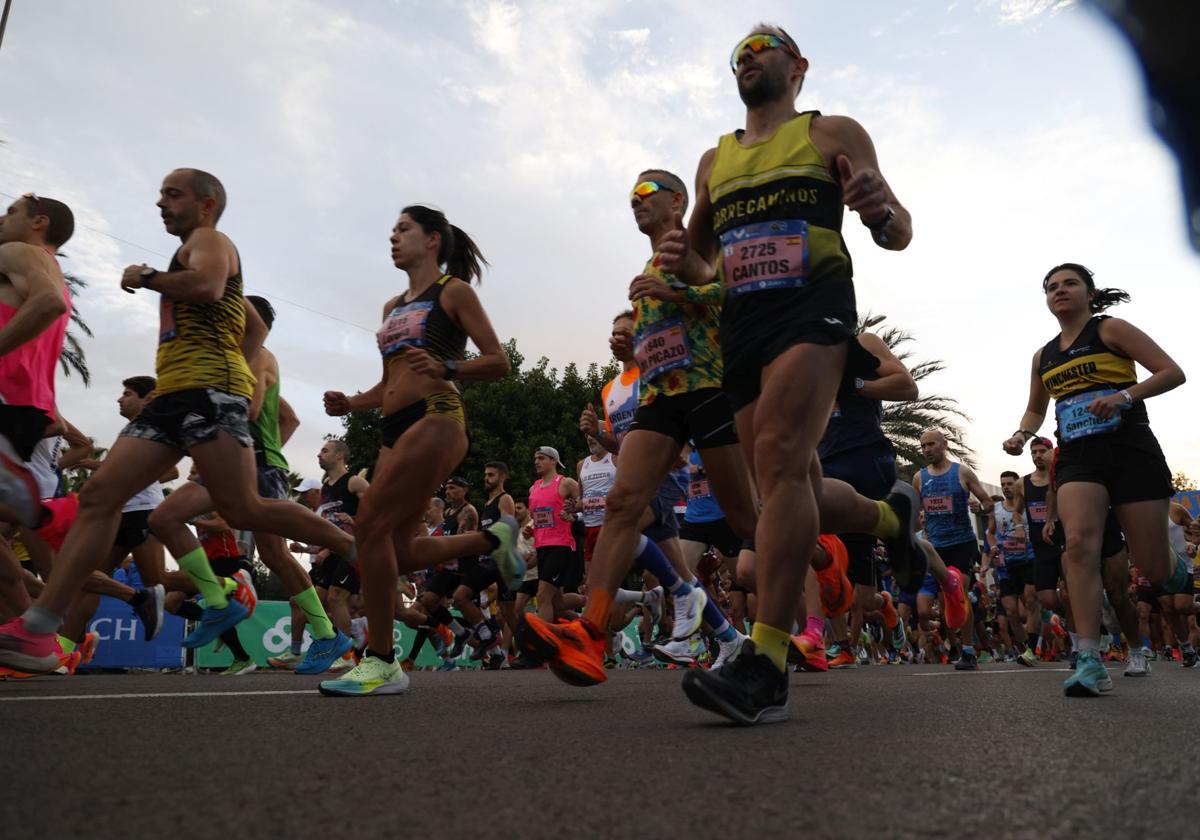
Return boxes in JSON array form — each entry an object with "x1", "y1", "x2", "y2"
[{"x1": 3, "y1": 662, "x2": 1196, "y2": 839}]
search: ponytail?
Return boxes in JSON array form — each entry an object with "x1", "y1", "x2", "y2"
[
  {"x1": 1042, "y1": 261, "x2": 1130, "y2": 313},
  {"x1": 401, "y1": 205, "x2": 489, "y2": 285}
]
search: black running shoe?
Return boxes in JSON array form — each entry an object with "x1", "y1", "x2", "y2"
[
  {"x1": 681, "y1": 640, "x2": 788, "y2": 726},
  {"x1": 1182, "y1": 646, "x2": 1197, "y2": 668},
  {"x1": 449, "y1": 630, "x2": 473, "y2": 660},
  {"x1": 880, "y1": 482, "x2": 926, "y2": 593},
  {"x1": 132, "y1": 584, "x2": 165, "y2": 641},
  {"x1": 954, "y1": 648, "x2": 979, "y2": 671}
]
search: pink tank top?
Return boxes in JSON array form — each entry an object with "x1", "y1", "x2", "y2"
[
  {"x1": 0, "y1": 273, "x2": 71, "y2": 417},
  {"x1": 529, "y1": 474, "x2": 575, "y2": 549}
]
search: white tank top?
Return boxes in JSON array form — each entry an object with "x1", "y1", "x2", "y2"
[
  {"x1": 994, "y1": 503, "x2": 1024, "y2": 558},
  {"x1": 579, "y1": 453, "x2": 616, "y2": 528},
  {"x1": 27, "y1": 436, "x2": 63, "y2": 499},
  {"x1": 123, "y1": 481, "x2": 165, "y2": 513},
  {"x1": 1168, "y1": 515, "x2": 1188, "y2": 562}
]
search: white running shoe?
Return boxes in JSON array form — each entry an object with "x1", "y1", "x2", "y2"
[
  {"x1": 671, "y1": 586, "x2": 707, "y2": 641},
  {"x1": 711, "y1": 631, "x2": 748, "y2": 671},
  {"x1": 653, "y1": 634, "x2": 704, "y2": 665},
  {"x1": 1124, "y1": 648, "x2": 1151, "y2": 677},
  {"x1": 327, "y1": 653, "x2": 355, "y2": 672}
]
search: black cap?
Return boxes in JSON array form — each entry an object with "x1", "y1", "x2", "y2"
[{"x1": 447, "y1": 476, "x2": 469, "y2": 488}]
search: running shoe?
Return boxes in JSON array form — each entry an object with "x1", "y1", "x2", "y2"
[
  {"x1": 1017, "y1": 647, "x2": 1037, "y2": 668},
  {"x1": 231, "y1": 570, "x2": 258, "y2": 618},
  {"x1": 1124, "y1": 647, "x2": 1151, "y2": 677},
  {"x1": 652, "y1": 635, "x2": 704, "y2": 666},
  {"x1": 487, "y1": 515, "x2": 526, "y2": 591},
  {"x1": 430, "y1": 631, "x2": 448, "y2": 658},
  {"x1": 622, "y1": 646, "x2": 655, "y2": 666},
  {"x1": 978, "y1": 650, "x2": 994, "y2": 664},
  {"x1": 0, "y1": 434, "x2": 43, "y2": 527},
  {"x1": 1063, "y1": 650, "x2": 1113, "y2": 697},
  {"x1": 516, "y1": 614, "x2": 607, "y2": 686},
  {"x1": 436, "y1": 624, "x2": 454, "y2": 652},
  {"x1": 829, "y1": 648, "x2": 858, "y2": 669},
  {"x1": 181, "y1": 600, "x2": 248, "y2": 649},
  {"x1": 508, "y1": 652, "x2": 544, "y2": 670},
  {"x1": 0, "y1": 616, "x2": 60, "y2": 673},
  {"x1": 878, "y1": 590, "x2": 899, "y2": 632},
  {"x1": 33, "y1": 493, "x2": 79, "y2": 551},
  {"x1": 1047, "y1": 613, "x2": 1069, "y2": 640},
  {"x1": 645, "y1": 586, "x2": 664, "y2": 629},
  {"x1": 671, "y1": 586, "x2": 707, "y2": 641},
  {"x1": 1183, "y1": 646, "x2": 1198, "y2": 668},
  {"x1": 880, "y1": 482, "x2": 926, "y2": 593},
  {"x1": 711, "y1": 631, "x2": 748, "y2": 671},
  {"x1": 328, "y1": 652, "x2": 355, "y2": 672},
  {"x1": 813, "y1": 535, "x2": 853, "y2": 618},
  {"x1": 54, "y1": 649, "x2": 82, "y2": 676},
  {"x1": 77, "y1": 631, "x2": 99, "y2": 666},
  {"x1": 681, "y1": 640, "x2": 788, "y2": 726},
  {"x1": 792, "y1": 631, "x2": 829, "y2": 672},
  {"x1": 219, "y1": 659, "x2": 257, "y2": 676},
  {"x1": 267, "y1": 649, "x2": 302, "y2": 669},
  {"x1": 132, "y1": 584, "x2": 166, "y2": 641},
  {"x1": 484, "y1": 650, "x2": 507, "y2": 670},
  {"x1": 295, "y1": 630, "x2": 353, "y2": 675},
  {"x1": 469, "y1": 630, "x2": 502, "y2": 662},
  {"x1": 318, "y1": 655, "x2": 410, "y2": 696},
  {"x1": 939, "y1": 566, "x2": 969, "y2": 631},
  {"x1": 436, "y1": 658, "x2": 457, "y2": 672},
  {"x1": 448, "y1": 629, "x2": 471, "y2": 660},
  {"x1": 954, "y1": 647, "x2": 979, "y2": 671}
]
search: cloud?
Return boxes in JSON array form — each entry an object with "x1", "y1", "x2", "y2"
[{"x1": 985, "y1": 0, "x2": 1076, "y2": 24}]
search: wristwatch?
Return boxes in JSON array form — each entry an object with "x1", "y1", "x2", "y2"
[
  {"x1": 140, "y1": 267, "x2": 159, "y2": 291},
  {"x1": 443, "y1": 359, "x2": 459, "y2": 380},
  {"x1": 853, "y1": 377, "x2": 865, "y2": 391}
]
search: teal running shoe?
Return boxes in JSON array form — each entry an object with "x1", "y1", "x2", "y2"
[
  {"x1": 181, "y1": 600, "x2": 248, "y2": 649},
  {"x1": 1063, "y1": 650, "x2": 1113, "y2": 697},
  {"x1": 296, "y1": 630, "x2": 353, "y2": 675},
  {"x1": 318, "y1": 655, "x2": 410, "y2": 696}
]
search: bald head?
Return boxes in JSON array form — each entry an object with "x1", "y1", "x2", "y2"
[{"x1": 919, "y1": 429, "x2": 949, "y2": 465}]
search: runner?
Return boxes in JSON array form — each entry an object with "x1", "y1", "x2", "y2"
[
  {"x1": 528, "y1": 447, "x2": 582, "y2": 623},
  {"x1": 0, "y1": 169, "x2": 357, "y2": 673},
  {"x1": 577, "y1": 437, "x2": 616, "y2": 569},
  {"x1": 0, "y1": 192, "x2": 73, "y2": 529},
  {"x1": 988, "y1": 470, "x2": 1038, "y2": 666},
  {"x1": 317, "y1": 205, "x2": 523, "y2": 696},
  {"x1": 310, "y1": 439, "x2": 368, "y2": 648},
  {"x1": 1003, "y1": 262, "x2": 1186, "y2": 696},
  {"x1": 1020, "y1": 436, "x2": 1077, "y2": 657},
  {"x1": 452, "y1": 464, "x2": 514, "y2": 661}
]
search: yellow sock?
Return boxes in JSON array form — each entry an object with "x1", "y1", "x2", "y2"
[
  {"x1": 873, "y1": 500, "x2": 901, "y2": 539},
  {"x1": 750, "y1": 622, "x2": 791, "y2": 672},
  {"x1": 222, "y1": 577, "x2": 238, "y2": 595}
]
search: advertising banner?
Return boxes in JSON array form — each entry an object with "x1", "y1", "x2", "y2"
[{"x1": 82, "y1": 596, "x2": 186, "y2": 670}]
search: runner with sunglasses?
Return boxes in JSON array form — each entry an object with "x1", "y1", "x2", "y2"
[
  {"x1": 318, "y1": 205, "x2": 524, "y2": 697},
  {"x1": 1002, "y1": 262, "x2": 1186, "y2": 697},
  {"x1": 655, "y1": 25, "x2": 922, "y2": 724}
]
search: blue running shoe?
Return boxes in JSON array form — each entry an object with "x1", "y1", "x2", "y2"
[
  {"x1": 1063, "y1": 650, "x2": 1112, "y2": 697},
  {"x1": 437, "y1": 658, "x2": 457, "y2": 672},
  {"x1": 295, "y1": 630, "x2": 353, "y2": 675},
  {"x1": 181, "y1": 600, "x2": 248, "y2": 649}
]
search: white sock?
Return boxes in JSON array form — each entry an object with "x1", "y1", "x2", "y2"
[{"x1": 614, "y1": 588, "x2": 646, "y2": 606}]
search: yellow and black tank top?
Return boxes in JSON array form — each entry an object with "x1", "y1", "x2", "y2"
[
  {"x1": 376, "y1": 274, "x2": 467, "y2": 363},
  {"x1": 707, "y1": 111, "x2": 853, "y2": 300},
  {"x1": 155, "y1": 248, "x2": 255, "y2": 399},
  {"x1": 1039, "y1": 315, "x2": 1146, "y2": 441}
]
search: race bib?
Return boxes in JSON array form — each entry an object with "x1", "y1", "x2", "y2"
[
  {"x1": 720, "y1": 219, "x2": 809, "y2": 297},
  {"x1": 634, "y1": 317, "x2": 692, "y2": 381},
  {"x1": 1002, "y1": 538, "x2": 1024, "y2": 554},
  {"x1": 533, "y1": 506, "x2": 554, "y2": 529},
  {"x1": 1056, "y1": 390, "x2": 1121, "y2": 442},
  {"x1": 159, "y1": 297, "x2": 178, "y2": 343},
  {"x1": 377, "y1": 300, "x2": 433, "y2": 356},
  {"x1": 1027, "y1": 501, "x2": 1047, "y2": 524},
  {"x1": 923, "y1": 495, "x2": 953, "y2": 515},
  {"x1": 688, "y1": 478, "x2": 711, "y2": 500},
  {"x1": 581, "y1": 496, "x2": 606, "y2": 512}
]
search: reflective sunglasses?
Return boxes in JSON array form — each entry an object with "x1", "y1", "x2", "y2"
[
  {"x1": 729, "y1": 33, "x2": 801, "y2": 73},
  {"x1": 21, "y1": 192, "x2": 46, "y2": 216},
  {"x1": 630, "y1": 180, "x2": 674, "y2": 201}
]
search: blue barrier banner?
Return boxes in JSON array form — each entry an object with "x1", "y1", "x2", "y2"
[
  {"x1": 1175, "y1": 491, "x2": 1200, "y2": 520},
  {"x1": 83, "y1": 596, "x2": 185, "y2": 670}
]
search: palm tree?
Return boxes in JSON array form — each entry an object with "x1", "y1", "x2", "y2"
[
  {"x1": 60, "y1": 272, "x2": 92, "y2": 386},
  {"x1": 857, "y1": 312, "x2": 975, "y2": 474}
]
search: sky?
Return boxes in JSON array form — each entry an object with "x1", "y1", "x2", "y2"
[{"x1": 2, "y1": 0, "x2": 1197, "y2": 491}]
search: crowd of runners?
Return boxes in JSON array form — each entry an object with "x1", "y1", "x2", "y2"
[{"x1": 0, "y1": 24, "x2": 1193, "y2": 723}]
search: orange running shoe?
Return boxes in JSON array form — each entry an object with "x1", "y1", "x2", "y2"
[
  {"x1": 940, "y1": 567, "x2": 969, "y2": 630},
  {"x1": 516, "y1": 614, "x2": 607, "y2": 687},
  {"x1": 828, "y1": 648, "x2": 858, "y2": 669},
  {"x1": 878, "y1": 590, "x2": 899, "y2": 630},
  {"x1": 77, "y1": 631, "x2": 99, "y2": 666},
  {"x1": 231, "y1": 570, "x2": 258, "y2": 618},
  {"x1": 792, "y1": 631, "x2": 829, "y2": 672},
  {"x1": 436, "y1": 624, "x2": 454, "y2": 650},
  {"x1": 814, "y1": 535, "x2": 854, "y2": 618},
  {"x1": 1048, "y1": 614, "x2": 1068, "y2": 640},
  {"x1": 56, "y1": 649, "x2": 82, "y2": 676}
]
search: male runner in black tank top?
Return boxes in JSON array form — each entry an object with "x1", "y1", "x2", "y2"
[
  {"x1": 314, "y1": 439, "x2": 367, "y2": 646},
  {"x1": 452, "y1": 462, "x2": 515, "y2": 664},
  {"x1": 412, "y1": 477, "x2": 477, "y2": 664}
]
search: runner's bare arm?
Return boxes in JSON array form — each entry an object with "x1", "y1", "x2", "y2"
[
  {"x1": 960, "y1": 466, "x2": 994, "y2": 513},
  {"x1": 1098, "y1": 317, "x2": 1186, "y2": 403},
  {"x1": 349, "y1": 470, "x2": 370, "y2": 497},
  {"x1": 0, "y1": 243, "x2": 68, "y2": 357},
  {"x1": 499, "y1": 493, "x2": 515, "y2": 519},
  {"x1": 856, "y1": 332, "x2": 918, "y2": 401},
  {"x1": 278, "y1": 397, "x2": 300, "y2": 445},
  {"x1": 814, "y1": 115, "x2": 912, "y2": 251},
  {"x1": 56, "y1": 415, "x2": 94, "y2": 470},
  {"x1": 120, "y1": 229, "x2": 233, "y2": 303},
  {"x1": 241, "y1": 297, "x2": 268, "y2": 364},
  {"x1": 1004, "y1": 349, "x2": 1050, "y2": 455},
  {"x1": 432, "y1": 280, "x2": 511, "y2": 380}
]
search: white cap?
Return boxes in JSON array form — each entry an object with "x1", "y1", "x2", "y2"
[
  {"x1": 295, "y1": 478, "x2": 322, "y2": 493},
  {"x1": 536, "y1": 446, "x2": 561, "y2": 463}
]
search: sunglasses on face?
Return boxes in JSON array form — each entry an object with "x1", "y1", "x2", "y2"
[
  {"x1": 630, "y1": 180, "x2": 674, "y2": 201},
  {"x1": 729, "y1": 33, "x2": 801, "y2": 73}
]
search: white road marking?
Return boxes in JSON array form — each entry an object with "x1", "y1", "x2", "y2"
[
  {"x1": 0, "y1": 689, "x2": 317, "y2": 702},
  {"x1": 909, "y1": 668, "x2": 1070, "y2": 676}
]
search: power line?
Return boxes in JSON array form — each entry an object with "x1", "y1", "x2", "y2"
[{"x1": 0, "y1": 188, "x2": 376, "y2": 334}]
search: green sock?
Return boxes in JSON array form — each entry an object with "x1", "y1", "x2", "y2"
[
  {"x1": 177, "y1": 546, "x2": 228, "y2": 608},
  {"x1": 294, "y1": 586, "x2": 335, "y2": 640},
  {"x1": 222, "y1": 577, "x2": 238, "y2": 595},
  {"x1": 872, "y1": 500, "x2": 901, "y2": 539},
  {"x1": 57, "y1": 635, "x2": 76, "y2": 653},
  {"x1": 750, "y1": 622, "x2": 791, "y2": 673}
]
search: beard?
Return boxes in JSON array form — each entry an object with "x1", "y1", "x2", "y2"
[{"x1": 737, "y1": 66, "x2": 788, "y2": 108}]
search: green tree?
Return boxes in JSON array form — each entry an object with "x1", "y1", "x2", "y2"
[
  {"x1": 60, "y1": 272, "x2": 93, "y2": 386},
  {"x1": 858, "y1": 313, "x2": 975, "y2": 476},
  {"x1": 1173, "y1": 472, "x2": 1197, "y2": 493},
  {"x1": 61, "y1": 441, "x2": 106, "y2": 494}
]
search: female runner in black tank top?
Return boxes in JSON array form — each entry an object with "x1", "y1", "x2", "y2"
[
  {"x1": 320, "y1": 206, "x2": 512, "y2": 694},
  {"x1": 1002, "y1": 262, "x2": 1185, "y2": 694}
]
